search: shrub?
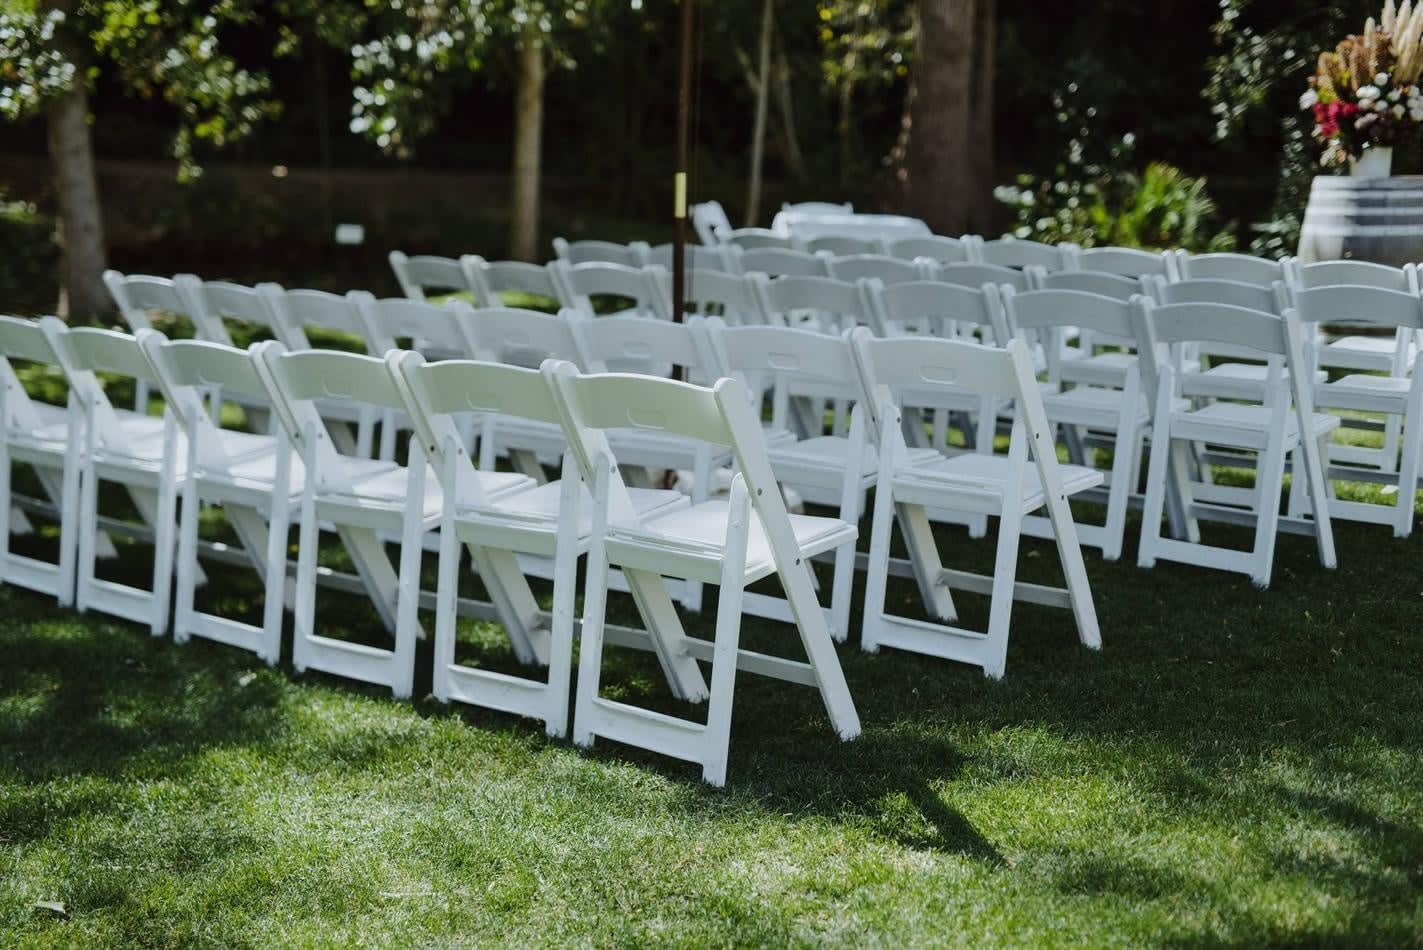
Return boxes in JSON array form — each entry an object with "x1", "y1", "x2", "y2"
[{"x1": 0, "y1": 191, "x2": 58, "y2": 315}]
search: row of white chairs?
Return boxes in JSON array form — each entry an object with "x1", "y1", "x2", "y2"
[{"x1": 0, "y1": 313, "x2": 1111, "y2": 784}]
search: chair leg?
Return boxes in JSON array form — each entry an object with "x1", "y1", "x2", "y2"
[
  {"x1": 1168, "y1": 440, "x2": 1201, "y2": 544},
  {"x1": 174, "y1": 478, "x2": 200, "y2": 645},
  {"x1": 1137, "y1": 416, "x2": 1174, "y2": 570},
  {"x1": 1395, "y1": 417, "x2": 1422, "y2": 538},
  {"x1": 292, "y1": 478, "x2": 320, "y2": 675},
  {"x1": 702, "y1": 478, "x2": 751, "y2": 787},
  {"x1": 1101, "y1": 425, "x2": 1138, "y2": 562},
  {"x1": 982, "y1": 499, "x2": 1025, "y2": 680},
  {"x1": 571, "y1": 515, "x2": 612, "y2": 750},
  {"x1": 431, "y1": 513, "x2": 461, "y2": 704},
  {"x1": 75, "y1": 460, "x2": 98, "y2": 615},
  {"x1": 898, "y1": 504, "x2": 957, "y2": 622},
  {"x1": 149, "y1": 469, "x2": 179, "y2": 637},
  {"x1": 860, "y1": 480, "x2": 896, "y2": 654},
  {"x1": 1302, "y1": 433, "x2": 1338, "y2": 570},
  {"x1": 543, "y1": 458, "x2": 582, "y2": 738},
  {"x1": 1248, "y1": 436, "x2": 1288, "y2": 589},
  {"x1": 57, "y1": 449, "x2": 80, "y2": 608}
]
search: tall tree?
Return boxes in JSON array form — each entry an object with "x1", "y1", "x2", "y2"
[
  {"x1": 0, "y1": 1, "x2": 276, "y2": 318},
  {"x1": 349, "y1": 0, "x2": 603, "y2": 262},
  {"x1": 901, "y1": 0, "x2": 989, "y2": 234}
]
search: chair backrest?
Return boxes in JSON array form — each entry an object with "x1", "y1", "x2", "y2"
[
  {"x1": 1291, "y1": 285, "x2": 1423, "y2": 332},
  {"x1": 1289, "y1": 259, "x2": 1419, "y2": 293},
  {"x1": 699, "y1": 318, "x2": 864, "y2": 426},
  {"x1": 938, "y1": 261, "x2": 1035, "y2": 293},
  {"x1": 254, "y1": 343, "x2": 409, "y2": 473},
  {"x1": 691, "y1": 200, "x2": 733, "y2": 245},
  {"x1": 388, "y1": 251, "x2": 471, "y2": 301},
  {"x1": 826, "y1": 253, "x2": 924, "y2": 286},
  {"x1": 887, "y1": 234, "x2": 974, "y2": 265},
  {"x1": 737, "y1": 247, "x2": 829, "y2": 278},
  {"x1": 1151, "y1": 277, "x2": 1287, "y2": 314},
  {"x1": 0, "y1": 315, "x2": 71, "y2": 430},
  {"x1": 980, "y1": 238, "x2": 1069, "y2": 272},
  {"x1": 259, "y1": 286, "x2": 369, "y2": 352},
  {"x1": 1075, "y1": 246, "x2": 1177, "y2": 280},
  {"x1": 1132, "y1": 299, "x2": 1308, "y2": 410},
  {"x1": 1038, "y1": 269, "x2": 1147, "y2": 302},
  {"x1": 461, "y1": 307, "x2": 587, "y2": 367},
  {"x1": 459, "y1": 255, "x2": 562, "y2": 309},
  {"x1": 350, "y1": 292, "x2": 475, "y2": 357},
  {"x1": 871, "y1": 279, "x2": 1004, "y2": 341},
  {"x1": 550, "y1": 260, "x2": 672, "y2": 319},
  {"x1": 725, "y1": 228, "x2": 799, "y2": 251},
  {"x1": 546, "y1": 361, "x2": 795, "y2": 539},
  {"x1": 138, "y1": 334, "x2": 275, "y2": 461},
  {"x1": 1002, "y1": 288, "x2": 1140, "y2": 382},
  {"x1": 393, "y1": 352, "x2": 563, "y2": 505},
  {"x1": 1176, "y1": 251, "x2": 1286, "y2": 287},
  {"x1": 644, "y1": 243, "x2": 735, "y2": 273},
  {"x1": 574, "y1": 315, "x2": 715, "y2": 378},
  {"x1": 806, "y1": 235, "x2": 885, "y2": 257},
  {"x1": 184, "y1": 278, "x2": 285, "y2": 345},
  {"x1": 551, "y1": 238, "x2": 650, "y2": 267},
  {"x1": 103, "y1": 270, "x2": 197, "y2": 333},
  {"x1": 679, "y1": 269, "x2": 770, "y2": 325},
  {"x1": 759, "y1": 275, "x2": 879, "y2": 333},
  {"x1": 50, "y1": 326, "x2": 170, "y2": 443},
  {"x1": 782, "y1": 201, "x2": 853, "y2": 215}
]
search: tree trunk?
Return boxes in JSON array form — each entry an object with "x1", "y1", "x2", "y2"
[
  {"x1": 47, "y1": 78, "x2": 108, "y2": 320},
  {"x1": 42, "y1": 0, "x2": 107, "y2": 320},
  {"x1": 904, "y1": 0, "x2": 978, "y2": 236},
  {"x1": 967, "y1": 0, "x2": 996, "y2": 232},
  {"x1": 509, "y1": 33, "x2": 545, "y2": 262},
  {"x1": 772, "y1": 40, "x2": 807, "y2": 182},
  {"x1": 745, "y1": 0, "x2": 774, "y2": 226}
]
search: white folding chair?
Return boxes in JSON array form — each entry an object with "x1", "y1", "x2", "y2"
[
  {"x1": 552, "y1": 238, "x2": 651, "y2": 267},
  {"x1": 1175, "y1": 251, "x2": 1288, "y2": 287},
  {"x1": 259, "y1": 286, "x2": 379, "y2": 457},
  {"x1": 388, "y1": 251, "x2": 474, "y2": 302},
  {"x1": 50, "y1": 327, "x2": 194, "y2": 635},
  {"x1": 1288, "y1": 260, "x2": 1421, "y2": 472},
  {"x1": 938, "y1": 261, "x2": 1040, "y2": 293},
  {"x1": 254, "y1": 343, "x2": 533, "y2": 697},
  {"x1": 826, "y1": 253, "x2": 927, "y2": 286},
  {"x1": 850, "y1": 330, "x2": 1103, "y2": 677},
  {"x1": 138, "y1": 334, "x2": 306, "y2": 663},
  {"x1": 392, "y1": 352, "x2": 689, "y2": 735},
  {"x1": 725, "y1": 228, "x2": 801, "y2": 252},
  {"x1": 700, "y1": 318, "x2": 896, "y2": 640},
  {"x1": 0, "y1": 316, "x2": 85, "y2": 604},
  {"x1": 678, "y1": 268, "x2": 772, "y2": 326},
  {"x1": 644, "y1": 243, "x2": 737, "y2": 273},
  {"x1": 1293, "y1": 285, "x2": 1423, "y2": 536},
  {"x1": 980, "y1": 238, "x2": 1073, "y2": 273},
  {"x1": 691, "y1": 199, "x2": 733, "y2": 245},
  {"x1": 1002, "y1": 288, "x2": 1151, "y2": 561},
  {"x1": 459, "y1": 255, "x2": 563, "y2": 310},
  {"x1": 544, "y1": 361, "x2": 861, "y2": 786},
  {"x1": 351, "y1": 293, "x2": 479, "y2": 460},
  {"x1": 550, "y1": 260, "x2": 673, "y2": 321},
  {"x1": 806, "y1": 235, "x2": 886, "y2": 257},
  {"x1": 1134, "y1": 299, "x2": 1338, "y2": 587},
  {"x1": 887, "y1": 234, "x2": 978, "y2": 265},
  {"x1": 1150, "y1": 277, "x2": 1292, "y2": 402},
  {"x1": 736, "y1": 247, "x2": 830, "y2": 279},
  {"x1": 1074, "y1": 245, "x2": 1179, "y2": 281},
  {"x1": 102, "y1": 270, "x2": 200, "y2": 410}
]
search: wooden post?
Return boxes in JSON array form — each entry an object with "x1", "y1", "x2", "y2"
[{"x1": 672, "y1": 0, "x2": 695, "y2": 328}]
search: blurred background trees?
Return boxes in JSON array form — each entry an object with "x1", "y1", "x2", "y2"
[{"x1": 0, "y1": 0, "x2": 1379, "y2": 314}]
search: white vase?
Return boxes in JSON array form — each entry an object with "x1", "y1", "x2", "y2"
[{"x1": 1352, "y1": 146, "x2": 1394, "y2": 178}]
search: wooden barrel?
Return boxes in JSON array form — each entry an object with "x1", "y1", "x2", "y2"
[{"x1": 1298, "y1": 175, "x2": 1423, "y2": 267}]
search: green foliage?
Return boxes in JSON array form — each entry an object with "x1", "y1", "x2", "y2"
[
  {"x1": 0, "y1": 190, "x2": 58, "y2": 315},
  {"x1": 0, "y1": 1, "x2": 278, "y2": 180}
]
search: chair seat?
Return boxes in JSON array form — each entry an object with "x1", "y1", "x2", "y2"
[
  {"x1": 768, "y1": 434, "x2": 939, "y2": 478},
  {"x1": 607, "y1": 427, "x2": 733, "y2": 469},
  {"x1": 1315, "y1": 373, "x2": 1413, "y2": 414},
  {"x1": 482, "y1": 481, "x2": 688, "y2": 535},
  {"x1": 1320, "y1": 335, "x2": 1417, "y2": 373},
  {"x1": 1170, "y1": 402, "x2": 1340, "y2": 448},
  {"x1": 1042, "y1": 386, "x2": 1149, "y2": 427},
  {"x1": 892, "y1": 452, "x2": 1104, "y2": 513},
  {"x1": 1059, "y1": 350, "x2": 1136, "y2": 387},
  {"x1": 624, "y1": 499, "x2": 856, "y2": 578},
  {"x1": 31, "y1": 407, "x2": 167, "y2": 448},
  {"x1": 325, "y1": 465, "x2": 530, "y2": 518},
  {"x1": 1186, "y1": 363, "x2": 1325, "y2": 400}
]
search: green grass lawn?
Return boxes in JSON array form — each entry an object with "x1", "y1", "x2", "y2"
[{"x1": 3, "y1": 463, "x2": 1423, "y2": 945}]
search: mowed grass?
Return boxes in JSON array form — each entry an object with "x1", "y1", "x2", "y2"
[{"x1": 2, "y1": 459, "x2": 1423, "y2": 946}]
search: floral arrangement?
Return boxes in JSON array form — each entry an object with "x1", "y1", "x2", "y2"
[{"x1": 1301, "y1": 1, "x2": 1423, "y2": 167}]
